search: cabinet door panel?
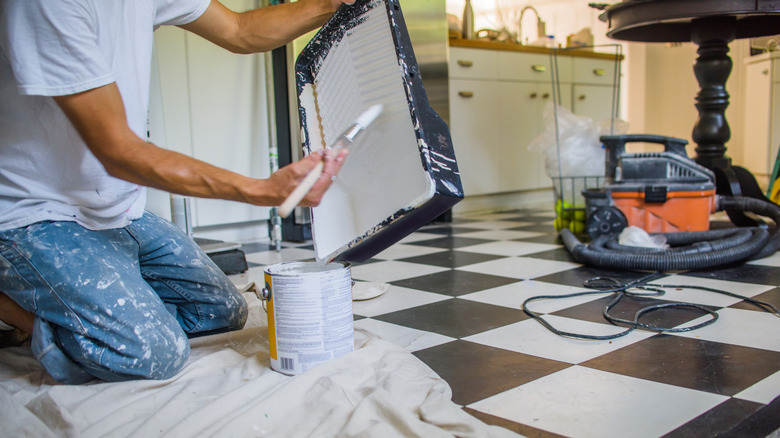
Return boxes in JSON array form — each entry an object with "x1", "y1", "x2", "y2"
[
  {"x1": 572, "y1": 84, "x2": 619, "y2": 122},
  {"x1": 449, "y1": 79, "x2": 503, "y2": 195},
  {"x1": 496, "y1": 82, "x2": 541, "y2": 192}
]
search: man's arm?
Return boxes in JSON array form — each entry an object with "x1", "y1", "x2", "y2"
[
  {"x1": 180, "y1": 0, "x2": 355, "y2": 54},
  {"x1": 53, "y1": 83, "x2": 346, "y2": 207}
]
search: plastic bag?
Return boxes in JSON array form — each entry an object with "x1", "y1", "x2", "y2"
[
  {"x1": 618, "y1": 226, "x2": 669, "y2": 249},
  {"x1": 528, "y1": 102, "x2": 628, "y2": 178}
]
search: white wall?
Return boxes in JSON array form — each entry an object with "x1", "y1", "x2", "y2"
[{"x1": 638, "y1": 40, "x2": 749, "y2": 162}]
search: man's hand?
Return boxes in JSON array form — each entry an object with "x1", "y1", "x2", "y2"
[
  {"x1": 263, "y1": 148, "x2": 349, "y2": 207},
  {"x1": 181, "y1": 0, "x2": 356, "y2": 54}
]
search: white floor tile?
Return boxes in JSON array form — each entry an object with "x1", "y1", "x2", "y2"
[
  {"x1": 457, "y1": 257, "x2": 580, "y2": 280},
  {"x1": 396, "y1": 231, "x2": 447, "y2": 244},
  {"x1": 352, "y1": 285, "x2": 451, "y2": 317},
  {"x1": 455, "y1": 230, "x2": 545, "y2": 241},
  {"x1": 673, "y1": 307, "x2": 780, "y2": 352},
  {"x1": 455, "y1": 220, "x2": 529, "y2": 230},
  {"x1": 354, "y1": 318, "x2": 455, "y2": 352},
  {"x1": 468, "y1": 366, "x2": 727, "y2": 438},
  {"x1": 462, "y1": 213, "x2": 531, "y2": 221},
  {"x1": 244, "y1": 247, "x2": 315, "y2": 266},
  {"x1": 648, "y1": 275, "x2": 775, "y2": 307},
  {"x1": 350, "y1": 260, "x2": 448, "y2": 283},
  {"x1": 747, "y1": 252, "x2": 780, "y2": 267},
  {"x1": 464, "y1": 316, "x2": 654, "y2": 364},
  {"x1": 458, "y1": 280, "x2": 602, "y2": 314},
  {"x1": 370, "y1": 243, "x2": 446, "y2": 261},
  {"x1": 457, "y1": 240, "x2": 558, "y2": 257},
  {"x1": 533, "y1": 210, "x2": 556, "y2": 218},
  {"x1": 735, "y1": 370, "x2": 780, "y2": 404}
]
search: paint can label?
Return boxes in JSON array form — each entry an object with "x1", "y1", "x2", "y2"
[{"x1": 264, "y1": 261, "x2": 354, "y2": 375}]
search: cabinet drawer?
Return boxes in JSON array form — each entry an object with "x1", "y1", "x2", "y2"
[
  {"x1": 573, "y1": 57, "x2": 618, "y2": 86},
  {"x1": 449, "y1": 47, "x2": 497, "y2": 80},
  {"x1": 497, "y1": 51, "x2": 572, "y2": 83}
]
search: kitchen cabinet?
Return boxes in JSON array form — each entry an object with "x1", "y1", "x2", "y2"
[
  {"x1": 448, "y1": 41, "x2": 620, "y2": 197},
  {"x1": 741, "y1": 52, "x2": 780, "y2": 181}
]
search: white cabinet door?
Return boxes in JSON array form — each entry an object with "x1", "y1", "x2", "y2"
[
  {"x1": 571, "y1": 84, "x2": 619, "y2": 122},
  {"x1": 498, "y1": 82, "x2": 542, "y2": 192},
  {"x1": 449, "y1": 79, "x2": 504, "y2": 196}
]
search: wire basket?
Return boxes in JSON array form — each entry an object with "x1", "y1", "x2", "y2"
[
  {"x1": 551, "y1": 175, "x2": 604, "y2": 233},
  {"x1": 546, "y1": 44, "x2": 622, "y2": 234}
]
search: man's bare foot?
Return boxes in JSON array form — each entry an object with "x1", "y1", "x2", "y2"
[{"x1": 0, "y1": 292, "x2": 34, "y2": 334}]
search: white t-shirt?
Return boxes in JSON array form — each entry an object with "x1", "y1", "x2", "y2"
[{"x1": 0, "y1": 0, "x2": 210, "y2": 231}]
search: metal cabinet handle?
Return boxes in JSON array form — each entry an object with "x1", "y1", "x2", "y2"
[
  {"x1": 530, "y1": 92, "x2": 538, "y2": 98},
  {"x1": 578, "y1": 95, "x2": 586, "y2": 101},
  {"x1": 531, "y1": 65, "x2": 546, "y2": 72},
  {"x1": 457, "y1": 60, "x2": 474, "y2": 67},
  {"x1": 542, "y1": 92, "x2": 550, "y2": 99},
  {"x1": 763, "y1": 69, "x2": 770, "y2": 75},
  {"x1": 593, "y1": 68, "x2": 606, "y2": 76},
  {"x1": 458, "y1": 91, "x2": 474, "y2": 98}
]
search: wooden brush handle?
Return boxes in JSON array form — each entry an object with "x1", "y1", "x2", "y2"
[{"x1": 277, "y1": 161, "x2": 324, "y2": 218}]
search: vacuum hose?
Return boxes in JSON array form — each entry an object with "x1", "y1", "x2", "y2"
[{"x1": 561, "y1": 195, "x2": 780, "y2": 272}]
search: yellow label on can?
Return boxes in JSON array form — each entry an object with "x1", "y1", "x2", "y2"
[{"x1": 264, "y1": 271, "x2": 277, "y2": 360}]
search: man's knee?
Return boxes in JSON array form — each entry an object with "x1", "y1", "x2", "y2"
[
  {"x1": 59, "y1": 321, "x2": 191, "y2": 381},
  {"x1": 138, "y1": 329, "x2": 191, "y2": 380}
]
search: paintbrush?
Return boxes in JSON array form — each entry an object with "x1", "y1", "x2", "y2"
[{"x1": 277, "y1": 104, "x2": 383, "y2": 218}]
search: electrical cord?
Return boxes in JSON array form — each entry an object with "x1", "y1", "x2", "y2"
[{"x1": 522, "y1": 273, "x2": 780, "y2": 341}]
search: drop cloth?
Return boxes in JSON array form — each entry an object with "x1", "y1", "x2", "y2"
[{"x1": 0, "y1": 294, "x2": 520, "y2": 438}]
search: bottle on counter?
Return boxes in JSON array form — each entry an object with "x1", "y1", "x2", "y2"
[{"x1": 461, "y1": 0, "x2": 474, "y2": 40}]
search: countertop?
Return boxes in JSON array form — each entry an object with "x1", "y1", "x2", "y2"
[{"x1": 450, "y1": 37, "x2": 624, "y2": 60}]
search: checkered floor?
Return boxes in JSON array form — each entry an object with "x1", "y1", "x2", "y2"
[{"x1": 230, "y1": 207, "x2": 780, "y2": 438}]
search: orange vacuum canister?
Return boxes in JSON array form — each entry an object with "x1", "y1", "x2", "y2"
[{"x1": 584, "y1": 135, "x2": 717, "y2": 237}]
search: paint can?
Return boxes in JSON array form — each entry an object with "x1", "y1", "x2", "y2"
[{"x1": 261, "y1": 261, "x2": 354, "y2": 375}]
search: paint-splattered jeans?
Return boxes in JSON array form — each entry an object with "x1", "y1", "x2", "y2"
[{"x1": 0, "y1": 212, "x2": 248, "y2": 384}]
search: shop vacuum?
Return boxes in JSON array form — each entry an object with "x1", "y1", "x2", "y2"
[{"x1": 560, "y1": 134, "x2": 780, "y2": 272}]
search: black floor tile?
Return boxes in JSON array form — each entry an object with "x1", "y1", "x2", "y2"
[
  {"x1": 390, "y1": 269, "x2": 520, "y2": 296},
  {"x1": 682, "y1": 263, "x2": 780, "y2": 285},
  {"x1": 513, "y1": 234, "x2": 564, "y2": 245},
  {"x1": 730, "y1": 287, "x2": 780, "y2": 312},
  {"x1": 399, "y1": 250, "x2": 506, "y2": 269},
  {"x1": 408, "y1": 236, "x2": 493, "y2": 250},
  {"x1": 414, "y1": 226, "x2": 484, "y2": 236},
  {"x1": 533, "y1": 266, "x2": 658, "y2": 289},
  {"x1": 662, "y1": 398, "x2": 764, "y2": 438},
  {"x1": 373, "y1": 299, "x2": 528, "y2": 338},
  {"x1": 522, "y1": 247, "x2": 578, "y2": 263},
  {"x1": 723, "y1": 395, "x2": 780, "y2": 437},
  {"x1": 551, "y1": 294, "x2": 719, "y2": 331},
  {"x1": 463, "y1": 408, "x2": 568, "y2": 438},
  {"x1": 581, "y1": 335, "x2": 780, "y2": 396},
  {"x1": 413, "y1": 340, "x2": 570, "y2": 405}
]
